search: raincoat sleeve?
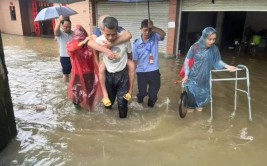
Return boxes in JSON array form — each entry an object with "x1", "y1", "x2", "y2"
[
  {"x1": 212, "y1": 46, "x2": 227, "y2": 69},
  {"x1": 66, "y1": 40, "x2": 80, "y2": 54},
  {"x1": 67, "y1": 42, "x2": 102, "y2": 110},
  {"x1": 184, "y1": 45, "x2": 194, "y2": 76}
]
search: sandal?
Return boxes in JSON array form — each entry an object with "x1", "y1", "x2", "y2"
[
  {"x1": 123, "y1": 93, "x2": 132, "y2": 101},
  {"x1": 102, "y1": 98, "x2": 111, "y2": 107}
]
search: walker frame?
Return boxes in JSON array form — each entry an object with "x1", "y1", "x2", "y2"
[{"x1": 209, "y1": 65, "x2": 252, "y2": 121}]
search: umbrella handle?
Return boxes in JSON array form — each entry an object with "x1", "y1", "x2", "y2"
[
  {"x1": 60, "y1": 4, "x2": 62, "y2": 16},
  {"x1": 147, "y1": 0, "x2": 150, "y2": 20}
]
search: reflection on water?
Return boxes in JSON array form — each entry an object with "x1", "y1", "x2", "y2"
[{"x1": 0, "y1": 34, "x2": 267, "y2": 165}]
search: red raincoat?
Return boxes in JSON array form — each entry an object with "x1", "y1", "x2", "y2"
[{"x1": 67, "y1": 25, "x2": 102, "y2": 110}]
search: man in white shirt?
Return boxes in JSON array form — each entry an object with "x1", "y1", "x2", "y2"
[
  {"x1": 95, "y1": 16, "x2": 132, "y2": 118},
  {"x1": 54, "y1": 15, "x2": 73, "y2": 82},
  {"x1": 92, "y1": 15, "x2": 134, "y2": 106}
]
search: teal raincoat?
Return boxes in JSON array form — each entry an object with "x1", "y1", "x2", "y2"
[{"x1": 184, "y1": 27, "x2": 227, "y2": 108}]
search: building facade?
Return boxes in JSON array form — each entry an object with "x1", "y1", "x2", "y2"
[{"x1": 0, "y1": 0, "x2": 180, "y2": 55}]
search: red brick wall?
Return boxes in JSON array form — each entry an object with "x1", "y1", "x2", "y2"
[{"x1": 167, "y1": 0, "x2": 181, "y2": 55}]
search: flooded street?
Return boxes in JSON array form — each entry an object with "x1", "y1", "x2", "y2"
[{"x1": 0, "y1": 34, "x2": 267, "y2": 166}]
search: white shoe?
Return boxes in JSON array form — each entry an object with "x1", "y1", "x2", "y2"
[{"x1": 196, "y1": 107, "x2": 203, "y2": 112}]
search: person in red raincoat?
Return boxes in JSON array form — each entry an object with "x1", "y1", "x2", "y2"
[{"x1": 66, "y1": 25, "x2": 102, "y2": 110}]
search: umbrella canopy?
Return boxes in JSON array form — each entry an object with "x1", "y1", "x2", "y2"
[
  {"x1": 34, "y1": 6, "x2": 77, "y2": 22},
  {"x1": 109, "y1": 0, "x2": 151, "y2": 20},
  {"x1": 46, "y1": 0, "x2": 85, "y2": 4}
]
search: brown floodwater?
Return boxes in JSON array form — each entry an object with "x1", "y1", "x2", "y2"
[{"x1": 0, "y1": 34, "x2": 267, "y2": 166}]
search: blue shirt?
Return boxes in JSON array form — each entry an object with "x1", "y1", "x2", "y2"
[
  {"x1": 133, "y1": 32, "x2": 164, "y2": 72},
  {"x1": 93, "y1": 26, "x2": 125, "y2": 37}
]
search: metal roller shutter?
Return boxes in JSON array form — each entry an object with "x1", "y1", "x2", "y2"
[
  {"x1": 182, "y1": 0, "x2": 267, "y2": 11},
  {"x1": 96, "y1": 1, "x2": 168, "y2": 53}
]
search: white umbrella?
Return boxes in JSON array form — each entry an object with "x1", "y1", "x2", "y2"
[
  {"x1": 34, "y1": 6, "x2": 77, "y2": 22},
  {"x1": 46, "y1": 0, "x2": 85, "y2": 4}
]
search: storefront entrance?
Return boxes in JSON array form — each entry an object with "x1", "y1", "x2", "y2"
[{"x1": 36, "y1": 1, "x2": 54, "y2": 37}]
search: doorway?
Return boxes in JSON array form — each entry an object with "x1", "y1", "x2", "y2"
[
  {"x1": 221, "y1": 12, "x2": 246, "y2": 48},
  {"x1": 179, "y1": 12, "x2": 217, "y2": 54},
  {"x1": 37, "y1": 1, "x2": 54, "y2": 37}
]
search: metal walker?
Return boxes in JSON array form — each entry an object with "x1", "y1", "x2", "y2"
[{"x1": 209, "y1": 65, "x2": 252, "y2": 121}]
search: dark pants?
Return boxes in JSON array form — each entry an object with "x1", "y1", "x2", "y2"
[
  {"x1": 186, "y1": 87, "x2": 197, "y2": 109},
  {"x1": 60, "y1": 57, "x2": 72, "y2": 74},
  {"x1": 105, "y1": 67, "x2": 129, "y2": 118},
  {"x1": 136, "y1": 70, "x2": 161, "y2": 107}
]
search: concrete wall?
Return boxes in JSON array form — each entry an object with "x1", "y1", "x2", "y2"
[
  {"x1": 0, "y1": 32, "x2": 17, "y2": 151},
  {"x1": 0, "y1": 0, "x2": 23, "y2": 35},
  {"x1": 167, "y1": 0, "x2": 180, "y2": 55},
  {"x1": 61, "y1": 0, "x2": 93, "y2": 34}
]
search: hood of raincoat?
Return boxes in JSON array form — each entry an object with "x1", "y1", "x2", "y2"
[
  {"x1": 73, "y1": 24, "x2": 88, "y2": 41},
  {"x1": 196, "y1": 27, "x2": 216, "y2": 49}
]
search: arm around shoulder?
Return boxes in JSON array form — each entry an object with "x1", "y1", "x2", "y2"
[
  {"x1": 87, "y1": 36, "x2": 115, "y2": 60},
  {"x1": 112, "y1": 30, "x2": 132, "y2": 46}
]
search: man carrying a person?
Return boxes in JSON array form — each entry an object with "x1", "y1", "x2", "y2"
[
  {"x1": 89, "y1": 16, "x2": 132, "y2": 118},
  {"x1": 92, "y1": 14, "x2": 135, "y2": 107}
]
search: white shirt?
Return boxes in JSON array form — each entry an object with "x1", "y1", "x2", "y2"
[
  {"x1": 96, "y1": 35, "x2": 132, "y2": 73},
  {"x1": 57, "y1": 30, "x2": 73, "y2": 57}
]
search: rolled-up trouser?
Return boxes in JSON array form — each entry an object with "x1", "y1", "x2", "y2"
[{"x1": 105, "y1": 67, "x2": 129, "y2": 118}]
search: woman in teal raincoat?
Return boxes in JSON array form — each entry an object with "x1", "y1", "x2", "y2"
[{"x1": 182, "y1": 27, "x2": 237, "y2": 111}]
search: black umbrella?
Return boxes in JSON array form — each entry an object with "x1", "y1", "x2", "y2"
[{"x1": 109, "y1": 0, "x2": 151, "y2": 20}]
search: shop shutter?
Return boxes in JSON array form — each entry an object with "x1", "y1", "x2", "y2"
[{"x1": 96, "y1": 1, "x2": 168, "y2": 53}]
